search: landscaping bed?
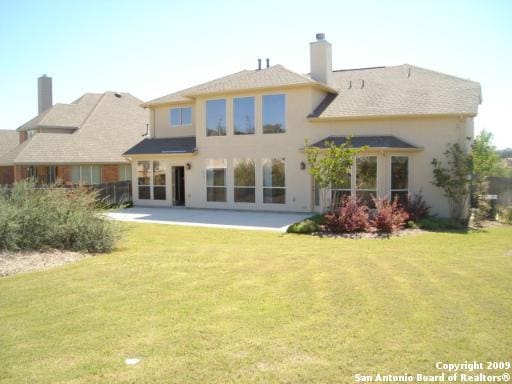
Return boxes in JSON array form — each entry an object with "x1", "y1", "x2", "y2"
[{"x1": 0, "y1": 249, "x2": 89, "y2": 277}]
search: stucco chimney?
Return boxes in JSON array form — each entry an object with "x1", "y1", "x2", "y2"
[
  {"x1": 38, "y1": 74, "x2": 52, "y2": 114},
  {"x1": 310, "y1": 33, "x2": 332, "y2": 84}
]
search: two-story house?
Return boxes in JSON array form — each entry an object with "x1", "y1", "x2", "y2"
[{"x1": 123, "y1": 34, "x2": 481, "y2": 216}]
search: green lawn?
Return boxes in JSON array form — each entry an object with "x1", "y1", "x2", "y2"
[{"x1": 1, "y1": 224, "x2": 511, "y2": 383}]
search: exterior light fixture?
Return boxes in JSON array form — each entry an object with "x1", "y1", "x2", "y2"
[
  {"x1": 186, "y1": 162, "x2": 191, "y2": 170},
  {"x1": 300, "y1": 162, "x2": 306, "y2": 170}
]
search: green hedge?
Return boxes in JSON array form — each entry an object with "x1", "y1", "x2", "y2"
[{"x1": 0, "y1": 181, "x2": 120, "y2": 252}]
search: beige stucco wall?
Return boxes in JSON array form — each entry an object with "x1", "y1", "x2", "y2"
[
  {"x1": 130, "y1": 86, "x2": 474, "y2": 216},
  {"x1": 151, "y1": 103, "x2": 195, "y2": 138}
]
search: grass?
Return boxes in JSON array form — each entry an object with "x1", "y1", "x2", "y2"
[{"x1": 1, "y1": 224, "x2": 511, "y2": 383}]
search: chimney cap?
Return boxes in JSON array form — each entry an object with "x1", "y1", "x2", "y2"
[{"x1": 315, "y1": 33, "x2": 325, "y2": 41}]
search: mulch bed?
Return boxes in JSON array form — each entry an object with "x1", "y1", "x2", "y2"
[
  {"x1": 0, "y1": 249, "x2": 90, "y2": 277},
  {"x1": 313, "y1": 228, "x2": 426, "y2": 239}
]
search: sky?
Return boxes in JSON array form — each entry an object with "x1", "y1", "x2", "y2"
[{"x1": 0, "y1": 0, "x2": 511, "y2": 148}]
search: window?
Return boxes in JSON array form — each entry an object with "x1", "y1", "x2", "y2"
[
  {"x1": 233, "y1": 97, "x2": 255, "y2": 135},
  {"x1": 70, "y1": 165, "x2": 102, "y2": 185},
  {"x1": 356, "y1": 156, "x2": 377, "y2": 207},
  {"x1": 206, "y1": 99, "x2": 226, "y2": 136},
  {"x1": 137, "y1": 161, "x2": 150, "y2": 200},
  {"x1": 234, "y1": 159, "x2": 255, "y2": 203},
  {"x1": 118, "y1": 164, "x2": 132, "y2": 181},
  {"x1": 48, "y1": 166, "x2": 56, "y2": 184},
  {"x1": 206, "y1": 159, "x2": 227, "y2": 202},
  {"x1": 170, "y1": 107, "x2": 192, "y2": 126},
  {"x1": 27, "y1": 166, "x2": 37, "y2": 179},
  {"x1": 391, "y1": 156, "x2": 408, "y2": 204},
  {"x1": 263, "y1": 158, "x2": 285, "y2": 204},
  {"x1": 263, "y1": 94, "x2": 286, "y2": 134},
  {"x1": 331, "y1": 169, "x2": 352, "y2": 208},
  {"x1": 153, "y1": 161, "x2": 166, "y2": 200}
]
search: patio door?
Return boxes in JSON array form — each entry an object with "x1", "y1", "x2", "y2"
[{"x1": 172, "y1": 166, "x2": 185, "y2": 206}]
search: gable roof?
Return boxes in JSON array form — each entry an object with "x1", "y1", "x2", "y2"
[
  {"x1": 310, "y1": 135, "x2": 420, "y2": 150},
  {"x1": 124, "y1": 137, "x2": 197, "y2": 155},
  {"x1": 0, "y1": 130, "x2": 19, "y2": 160},
  {"x1": 4, "y1": 92, "x2": 148, "y2": 165},
  {"x1": 309, "y1": 65, "x2": 481, "y2": 119},
  {"x1": 143, "y1": 65, "x2": 335, "y2": 107}
]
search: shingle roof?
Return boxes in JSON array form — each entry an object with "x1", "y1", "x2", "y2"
[
  {"x1": 17, "y1": 93, "x2": 103, "y2": 131},
  {"x1": 143, "y1": 65, "x2": 332, "y2": 107},
  {"x1": 124, "y1": 137, "x2": 197, "y2": 155},
  {"x1": 0, "y1": 130, "x2": 19, "y2": 161},
  {"x1": 309, "y1": 65, "x2": 481, "y2": 119},
  {"x1": 310, "y1": 135, "x2": 420, "y2": 149},
  {"x1": 7, "y1": 92, "x2": 148, "y2": 165}
]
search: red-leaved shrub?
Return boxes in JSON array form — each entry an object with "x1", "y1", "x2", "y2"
[
  {"x1": 324, "y1": 196, "x2": 370, "y2": 233},
  {"x1": 371, "y1": 197, "x2": 410, "y2": 233},
  {"x1": 404, "y1": 191, "x2": 430, "y2": 222}
]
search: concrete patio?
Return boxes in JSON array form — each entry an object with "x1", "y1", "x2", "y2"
[{"x1": 106, "y1": 207, "x2": 312, "y2": 232}]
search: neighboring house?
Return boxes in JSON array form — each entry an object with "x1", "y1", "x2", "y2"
[
  {"x1": 0, "y1": 76, "x2": 148, "y2": 186},
  {"x1": 122, "y1": 33, "x2": 479, "y2": 216},
  {"x1": 0, "y1": 130, "x2": 20, "y2": 185}
]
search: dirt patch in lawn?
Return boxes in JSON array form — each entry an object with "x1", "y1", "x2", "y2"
[{"x1": 0, "y1": 249, "x2": 90, "y2": 277}]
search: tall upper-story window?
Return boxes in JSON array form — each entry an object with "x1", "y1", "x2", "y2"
[
  {"x1": 206, "y1": 99, "x2": 226, "y2": 136},
  {"x1": 170, "y1": 107, "x2": 192, "y2": 126},
  {"x1": 233, "y1": 97, "x2": 255, "y2": 135},
  {"x1": 263, "y1": 94, "x2": 286, "y2": 134}
]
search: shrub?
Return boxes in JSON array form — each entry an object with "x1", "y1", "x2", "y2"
[
  {"x1": 324, "y1": 196, "x2": 370, "y2": 233},
  {"x1": 417, "y1": 216, "x2": 466, "y2": 231},
  {"x1": 404, "y1": 191, "x2": 430, "y2": 222},
  {"x1": 287, "y1": 219, "x2": 321, "y2": 234},
  {"x1": 0, "y1": 180, "x2": 120, "y2": 252},
  {"x1": 371, "y1": 197, "x2": 410, "y2": 233},
  {"x1": 497, "y1": 206, "x2": 512, "y2": 225},
  {"x1": 472, "y1": 195, "x2": 492, "y2": 227}
]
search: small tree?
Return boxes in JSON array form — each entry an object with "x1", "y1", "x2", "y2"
[
  {"x1": 305, "y1": 138, "x2": 365, "y2": 211},
  {"x1": 472, "y1": 130, "x2": 501, "y2": 182},
  {"x1": 431, "y1": 143, "x2": 472, "y2": 220}
]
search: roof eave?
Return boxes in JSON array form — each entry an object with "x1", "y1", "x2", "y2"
[
  {"x1": 307, "y1": 112, "x2": 477, "y2": 122},
  {"x1": 123, "y1": 150, "x2": 198, "y2": 158}
]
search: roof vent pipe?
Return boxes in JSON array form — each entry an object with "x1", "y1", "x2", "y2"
[
  {"x1": 266, "y1": 58, "x2": 270, "y2": 68},
  {"x1": 258, "y1": 58, "x2": 262, "y2": 70}
]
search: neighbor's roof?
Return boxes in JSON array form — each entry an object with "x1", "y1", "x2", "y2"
[
  {"x1": 310, "y1": 135, "x2": 420, "y2": 150},
  {"x1": 124, "y1": 137, "x2": 197, "y2": 156},
  {"x1": 0, "y1": 129, "x2": 19, "y2": 160},
  {"x1": 309, "y1": 65, "x2": 481, "y2": 119},
  {"x1": 3, "y1": 92, "x2": 148, "y2": 165},
  {"x1": 17, "y1": 93, "x2": 103, "y2": 131},
  {"x1": 143, "y1": 65, "x2": 335, "y2": 107}
]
